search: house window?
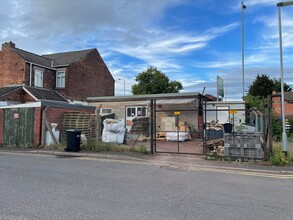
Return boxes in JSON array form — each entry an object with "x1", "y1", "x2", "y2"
[
  {"x1": 137, "y1": 107, "x2": 146, "y2": 116},
  {"x1": 34, "y1": 69, "x2": 43, "y2": 87},
  {"x1": 100, "y1": 108, "x2": 112, "y2": 115},
  {"x1": 126, "y1": 107, "x2": 147, "y2": 117},
  {"x1": 56, "y1": 71, "x2": 65, "y2": 88}
]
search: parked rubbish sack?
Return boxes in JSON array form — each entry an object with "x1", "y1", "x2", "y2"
[
  {"x1": 65, "y1": 129, "x2": 81, "y2": 152},
  {"x1": 102, "y1": 118, "x2": 126, "y2": 144},
  {"x1": 166, "y1": 132, "x2": 189, "y2": 142}
]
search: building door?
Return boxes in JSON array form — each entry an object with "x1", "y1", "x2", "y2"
[{"x1": 3, "y1": 108, "x2": 34, "y2": 147}]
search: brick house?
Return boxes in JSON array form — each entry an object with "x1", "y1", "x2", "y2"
[
  {"x1": 272, "y1": 92, "x2": 293, "y2": 117},
  {"x1": 0, "y1": 41, "x2": 114, "y2": 101}
]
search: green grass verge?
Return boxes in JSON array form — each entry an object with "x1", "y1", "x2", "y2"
[{"x1": 81, "y1": 141, "x2": 150, "y2": 155}]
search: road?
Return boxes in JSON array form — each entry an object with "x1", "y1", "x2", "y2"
[{"x1": 0, "y1": 153, "x2": 292, "y2": 220}]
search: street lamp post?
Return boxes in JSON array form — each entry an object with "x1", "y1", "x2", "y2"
[
  {"x1": 241, "y1": 1, "x2": 246, "y2": 99},
  {"x1": 277, "y1": 1, "x2": 293, "y2": 156},
  {"x1": 118, "y1": 78, "x2": 125, "y2": 96}
]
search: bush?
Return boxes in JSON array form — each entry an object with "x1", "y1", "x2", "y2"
[
  {"x1": 269, "y1": 145, "x2": 290, "y2": 166},
  {"x1": 137, "y1": 145, "x2": 150, "y2": 155},
  {"x1": 272, "y1": 117, "x2": 282, "y2": 141}
]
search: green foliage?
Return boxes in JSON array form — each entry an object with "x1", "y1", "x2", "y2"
[
  {"x1": 137, "y1": 145, "x2": 150, "y2": 154},
  {"x1": 81, "y1": 141, "x2": 150, "y2": 154},
  {"x1": 272, "y1": 116, "x2": 282, "y2": 141},
  {"x1": 45, "y1": 141, "x2": 66, "y2": 150},
  {"x1": 269, "y1": 144, "x2": 290, "y2": 166},
  {"x1": 247, "y1": 74, "x2": 292, "y2": 98},
  {"x1": 272, "y1": 78, "x2": 292, "y2": 92},
  {"x1": 82, "y1": 141, "x2": 120, "y2": 152},
  {"x1": 248, "y1": 74, "x2": 274, "y2": 98},
  {"x1": 244, "y1": 95, "x2": 263, "y2": 110},
  {"x1": 132, "y1": 66, "x2": 183, "y2": 95}
]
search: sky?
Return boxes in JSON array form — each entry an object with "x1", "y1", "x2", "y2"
[{"x1": 1, "y1": 0, "x2": 293, "y2": 100}]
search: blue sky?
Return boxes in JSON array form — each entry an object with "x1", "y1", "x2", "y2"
[{"x1": 1, "y1": 0, "x2": 293, "y2": 100}]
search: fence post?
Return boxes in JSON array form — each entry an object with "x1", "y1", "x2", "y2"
[{"x1": 267, "y1": 95, "x2": 273, "y2": 157}]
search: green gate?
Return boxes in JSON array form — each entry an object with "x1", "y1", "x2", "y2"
[{"x1": 3, "y1": 108, "x2": 34, "y2": 147}]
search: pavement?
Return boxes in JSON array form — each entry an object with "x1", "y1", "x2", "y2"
[{"x1": 1, "y1": 147, "x2": 293, "y2": 177}]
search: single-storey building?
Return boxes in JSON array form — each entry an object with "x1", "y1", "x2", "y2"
[
  {"x1": 87, "y1": 92, "x2": 205, "y2": 154},
  {"x1": 88, "y1": 92, "x2": 203, "y2": 132}
]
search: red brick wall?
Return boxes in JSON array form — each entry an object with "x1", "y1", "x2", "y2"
[
  {"x1": 37, "y1": 106, "x2": 95, "y2": 144},
  {"x1": 1, "y1": 45, "x2": 114, "y2": 101},
  {"x1": 57, "y1": 50, "x2": 114, "y2": 101},
  {"x1": 0, "y1": 48, "x2": 26, "y2": 87},
  {"x1": 0, "y1": 47, "x2": 56, "y2": 89},
  {"x1": 29, "y1": 65, "x2": 56, "y2": 89},
  {"x1": 272, "y1": 96, "x2": 293, "y2": 117}
]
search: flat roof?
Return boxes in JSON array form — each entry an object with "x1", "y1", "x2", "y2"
[
  {"x1": 133, "y1": 98, "x2": 197, "y2": 105},
  {"x1": 87, "y1": 92, "x2": 201, "y2": 102}
]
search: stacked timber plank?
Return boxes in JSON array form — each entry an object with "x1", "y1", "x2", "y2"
[{"x1": 61, "y1": 112, "x2": 97, "y2": 141}]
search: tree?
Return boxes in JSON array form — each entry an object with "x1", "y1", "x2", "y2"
[
  {"x1": 272, "y1": 78, "x2": 292, "y2": 92},
  {"x1": 132, "y1": 66, "x2": 183, "y2": 95},
  {"x1": 247, "y1": 74, "x2": 274, "y2": 98},
  {"x1": 247, "y1": 74, "x2": 292, "y2": 98}
]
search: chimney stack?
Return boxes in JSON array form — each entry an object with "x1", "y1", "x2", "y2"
[{"x1": 1, "y1": 41, "x2": 16, "y2": 51}]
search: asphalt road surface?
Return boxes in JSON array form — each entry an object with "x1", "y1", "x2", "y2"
[{"x1": 0, "y1": 153, "x2": 292, "y2": 220}]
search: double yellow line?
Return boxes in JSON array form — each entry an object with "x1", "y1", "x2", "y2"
[
  {"x1": 76, "y1": 157, "x2": 293, "y2": 179},
  {"x1": 187, "y1": 166, "x2": 293, "y2": 179}
]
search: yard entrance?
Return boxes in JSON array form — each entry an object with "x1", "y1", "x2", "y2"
[{"x1": 150, "y1": 99, "x2": 204, "y2": 155}]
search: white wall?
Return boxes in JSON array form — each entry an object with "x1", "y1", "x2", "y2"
[{"x1": 205, "y1": 101, "x2": 245, "y2": 126}]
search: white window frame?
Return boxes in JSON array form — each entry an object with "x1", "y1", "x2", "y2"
[
  {"x1": 56, "y1": 71, "x2": 65, "y2": 88},
  {"x1": 126, "y1": 106, "x2": 147, "y2": 117},
  {"x1": 34, "y1": 69, "x2": 43, "y2": 87},
  {"x1": 99, "y1": 108, "x2": 113, "y2": 115}
]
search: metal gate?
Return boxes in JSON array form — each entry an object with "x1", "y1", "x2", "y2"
[
  {"x1": 150, "y1": 99, "x2": 204, "y2": 155},
  {"x1": 3, "y1": 108, "x2": 34, "y2": 147}
]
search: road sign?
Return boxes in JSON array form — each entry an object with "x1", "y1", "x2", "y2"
[
  {"x1": 229, "y1": 109, "x2": 237, "y2": 114},
  {"x1": 174, "y1": 112, "x2": 180, "y2": 115}
]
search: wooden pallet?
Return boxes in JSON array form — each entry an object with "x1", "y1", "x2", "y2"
[{"x1": 61, "y1": 112, "x2": 97, "y2": 141}]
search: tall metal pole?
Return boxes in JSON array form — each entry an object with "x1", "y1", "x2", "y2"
[
  {"x1": 241, "y1": 1, "x2": 246, "y2": 99},
  {"x1": 150, "y1": 99, "x2": 154, "y2": 154},
  {"x1": 277, "y1": 3, "x2": 288, "y2": 155}
]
